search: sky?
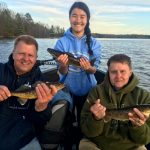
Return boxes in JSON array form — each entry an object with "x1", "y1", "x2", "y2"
[{"x1": 1, "y1": 0, "x2": 150, "y2": 35}]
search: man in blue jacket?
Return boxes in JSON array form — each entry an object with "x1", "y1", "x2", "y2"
[{"x1": 0, "y1": 35, "x2": 57, "y2": 150}]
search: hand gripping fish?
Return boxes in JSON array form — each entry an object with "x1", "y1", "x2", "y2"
[
  {"x1": 47, "y1": 48, "x2": 96, "y2": 67},
  {"x1": 87, "y1": 100, "x2": 150, "y2": 122},
  {"x1": 104, "y1": 104, "x2": 150, "y2": 122},
  {"x1": 11, "y1": 81, "x2": 65, "y2": 100}
]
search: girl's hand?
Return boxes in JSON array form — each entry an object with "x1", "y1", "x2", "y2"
[
  {"x1": 57, "y1": 54, "x2": 68, "y2": 67},
  {"x1": 80, "y1": 57, "x2": 91, "y2": 71}
]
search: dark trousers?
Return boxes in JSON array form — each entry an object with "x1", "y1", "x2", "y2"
[
  {"x1": 146, "y1": 143, "x2": 150, "y2": 150},
  {"x1": 63, "y1": 94, "x2": 88, "y2": 150}
]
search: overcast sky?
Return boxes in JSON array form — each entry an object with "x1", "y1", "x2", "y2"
[{"x1": 2, "y1": 0, "x2": 150, "y2": 35}]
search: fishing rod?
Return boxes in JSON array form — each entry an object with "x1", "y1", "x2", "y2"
[{"x1": 35, "y1": 59, "x2": 57, "y2": 66}]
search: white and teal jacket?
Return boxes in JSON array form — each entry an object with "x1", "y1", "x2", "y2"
[{"x1": 54, "y1": 28, "x2": 101, "y2": 96}]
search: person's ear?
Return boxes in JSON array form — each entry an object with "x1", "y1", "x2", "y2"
[
  {"x1": 12, "y1": 49, "x2": 15, "y2": 59},
  {"x1": 129, "y1": 70, "x2": 133, "y2": 77}
]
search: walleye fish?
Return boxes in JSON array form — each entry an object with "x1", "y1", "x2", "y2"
[
  {"x1": 47, "y1": 48, "x2": 96, "y2": 67},
  {"x1": 104, "y1": 104, "x2": 150, "y2": 122},
  {"x1": 11, "y1": 81, "x2": 65, "y2": 99}
]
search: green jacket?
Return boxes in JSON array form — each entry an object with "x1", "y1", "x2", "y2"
[{"x1": 80, "y1": 73, "x2": 150, "y2": 150}]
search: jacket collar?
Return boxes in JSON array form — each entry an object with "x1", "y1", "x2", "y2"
[{"x1": 65, "y1": 28, "x2": 86, "y2": 40}]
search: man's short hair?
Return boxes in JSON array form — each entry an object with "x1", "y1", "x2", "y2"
[
  {"x1": 14, "y1": 35, "x2": 38, "y2": 51},
  {"x1": 107, "y1": 54, "x2": 132, "y2": 69}
]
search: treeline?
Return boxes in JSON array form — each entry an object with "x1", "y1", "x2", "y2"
[
  {"x1": 1, "y1": 2, "x2": 150, "y2": 39},
  {"x1": 92, "y1": 33, "x2": 150, "y2": 39},
  {"x1": 0, "y1": 2, "x2": 65, "y2": 38}
]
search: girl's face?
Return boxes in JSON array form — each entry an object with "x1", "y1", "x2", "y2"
[{"x1": 69, "y1": 8, "x2": 87, "y2": 38}]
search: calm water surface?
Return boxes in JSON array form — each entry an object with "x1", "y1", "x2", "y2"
[{"x1": 0, "y1": 38, "x2": 150, "y2": 91}]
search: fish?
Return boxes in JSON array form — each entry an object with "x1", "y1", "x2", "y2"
[
  {"x1": 104, "y1": 104, "x2": 150, "y2": 122},
  {"x1": 47, "y1": 48, "x2": 96, "y2": 67},
  {"x1": 87, "y1": 99, "x2": 150, "y2": 122},
  {"x1": 11, "y1": 81, "x2": 65, "y2": 100}
]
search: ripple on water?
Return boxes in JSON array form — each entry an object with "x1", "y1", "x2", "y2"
[{"x1": 0, "y1": 38, "x2": 150, "y2": 91}]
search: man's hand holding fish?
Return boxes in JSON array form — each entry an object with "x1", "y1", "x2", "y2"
[
  {"x1": 0, "y1": 85, "x2": 11, "y2": 101},
  {"x1": 0, "y1": 80, "x2": 58, "y2": 112},
  {"x1": 35, "y1": 83, "x2": 57, "y2": 112},
  {"x1": 128, "y1": 108, "x2": 149, "y2": 127}
]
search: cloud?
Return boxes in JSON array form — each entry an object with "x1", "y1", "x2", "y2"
[
  {"x1": 91, "y1": 3, "x2": 150, "y2": 15},
  {"x1": 29, "y1": 6, "x2": 63, "y2": 15},
  {"x1": 2, "y1": 0, "x2": 150, "y2": 34}
]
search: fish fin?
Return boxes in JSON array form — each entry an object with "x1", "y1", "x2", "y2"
[
  {"x1": 32, "y1": 81, "x2": 43, "y2": 87},
  {"x1": 14, "y1": 85, "x2": 31, "y2": 92},
  {"x1": 17, "y1": 98, "x2": 28, "y2": 105},
  {"x1": 66, "y1": 52, "x2": 75, "y2": 57},
  {"x1": 18, "y1": 98, "x2": 28, "y2": 101},
  {"x1": 90, "y1": 58, "x2": 96, "y2": 66}
]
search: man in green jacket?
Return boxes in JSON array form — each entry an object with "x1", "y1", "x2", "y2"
[{"x1": 79, "y1": 54, "x2": 150, "y2": 150}]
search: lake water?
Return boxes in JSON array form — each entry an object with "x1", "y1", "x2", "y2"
[{"x1": 0, "y1": 38, "x2": 150, "y2": 91}]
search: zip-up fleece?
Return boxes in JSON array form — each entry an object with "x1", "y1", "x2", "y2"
[{"x1": 80, "y1": 73, "x2": 150, "y2": 150}]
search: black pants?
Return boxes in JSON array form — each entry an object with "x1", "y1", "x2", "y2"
[
  {"x1": 146, "y1": 143, "x2": 150, "y2": 150},
  {"x1": 72, "y1": 94, "x2": 88, "y2": 124},
  {"x1": 63, "y1": 94, "x2": 88, "y2": 150}
]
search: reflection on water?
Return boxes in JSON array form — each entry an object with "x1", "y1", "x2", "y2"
[{"x1": 0, "y1": 38, "x2": 150, "y2": 91}]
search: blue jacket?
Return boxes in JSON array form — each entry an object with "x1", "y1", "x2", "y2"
[
  {"x1": 55, "y1": 28, "x2": 101, "y2": 96},
  {"x1": 0, "y1": 55, "x2": 51, "y2": 150}
]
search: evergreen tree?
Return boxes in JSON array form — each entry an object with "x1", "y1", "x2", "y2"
[{"x1": 14, "y1": 13, "x2": 25, "y2": 36}]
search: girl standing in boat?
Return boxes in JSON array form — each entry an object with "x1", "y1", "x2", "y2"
[{"x1": 54, "y1": 1, "x2": 101, "y2": 149}]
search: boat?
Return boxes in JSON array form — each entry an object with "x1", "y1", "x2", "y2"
[
  {"x1": 40, "y1": 67, "x2": 106, "y2": 150},
  {"x1": 38, "y1": 59, "x2": 106, "y2": 84},
  {"x1": 42, "y1": 67, "x2": 106, "y2": 84},
  {"x1": 40, "y1": 67, "x2": 150, "y2": 150}
]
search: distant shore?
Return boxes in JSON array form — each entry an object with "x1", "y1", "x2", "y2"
[
  {"x1": 1, "y1": 34, "x2": 150, "y2": 39},
  {"x1": 92, "y1": 33, "x2": 150, "y2": 39}
]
